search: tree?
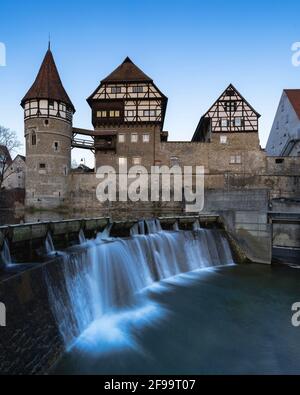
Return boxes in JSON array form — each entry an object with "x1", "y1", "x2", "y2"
[{"x1": 0, "y1": 126, "x2": 22, "y2": 189}]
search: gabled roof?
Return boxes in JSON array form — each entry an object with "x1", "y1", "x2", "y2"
[
  {"x1": 204, "y1": 83, "x2": 261, "y2": 118},
  {"x1": 102, "y1": 57, "x2": 153, "y2": 83},
  {"x1": 0, "y1": 145, "x2": 12, "y2": 165},
  {"x1": 21, "y1": 49, "x2": 75, "y2": 112},
  {"x1": 284, "y1": 89, "x2": 300, "y2": 119}
]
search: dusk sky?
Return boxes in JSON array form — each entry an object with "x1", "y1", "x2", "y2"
[{"x1": 1, "y1": 0, "x2": 300, "y2": 166}]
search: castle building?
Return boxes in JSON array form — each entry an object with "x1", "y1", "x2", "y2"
[
  {"x1": 21, "y1": 47, "x2": 300, "y2": 212},
  {"x1": 266, "y1": 90, "x2": 300, "y2": 157}
]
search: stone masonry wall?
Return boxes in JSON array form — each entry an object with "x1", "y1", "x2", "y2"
[{"x1": 0, "y1": 260, "x2": 64, "y2": 374}]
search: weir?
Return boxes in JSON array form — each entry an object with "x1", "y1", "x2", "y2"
[{"x1": 44, "y1": 220, "x2": 234, "y2": 348}]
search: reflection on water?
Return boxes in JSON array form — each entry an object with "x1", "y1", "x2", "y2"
[{"x1": 52, "y1": 264, "x2": 300, "y2": 375}]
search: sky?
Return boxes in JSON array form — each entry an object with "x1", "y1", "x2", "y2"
[{"x1": 0, "y1": 0, "x2": 300, "y2": 167}]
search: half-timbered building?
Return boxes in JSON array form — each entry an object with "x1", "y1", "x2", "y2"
[{"x1": 192, "y1": 84, "x2": 260, "y2": 142}]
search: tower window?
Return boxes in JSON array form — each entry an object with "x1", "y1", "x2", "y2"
[
  {"x1": 31, "y1": 131, "x2": 37, "y2": 146},
  {"x1": 48, "y1": 100, "x2": 55, "y2": 109},
  {"x1": 97, "y1": 111, "x2": 107, "y2": 118},
  {"x1": 132, "y1": 86, "x2": 144, "y2": 93},
  {"x1": 111, "y1": 87, "x2": 121, "y2": 94},
  {"x1": 143, "y1": 133, "x2": 150, "y2": 143},
  {"x1": 131, "y1": 133, "x2": 138, "y2": 143},
  {"x1": 39, "y1": 163, "x2": 46, "y2": 169},
  {"x1": 118, "y1": 134, "x2": 125, "y2": 143},
  {"x1": 54, "y1": 142, "x2": 59, "y2": 151}
]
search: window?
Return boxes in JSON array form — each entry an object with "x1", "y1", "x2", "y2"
[
  {"x1": 230, "y1": 155, "x2": 242, "y2": 164},
  {"x1": 48, "y1": 100, "x2": 54, "y2": 109},
  {"x1": 132, "y1": 86, "x2": 143, "y2": 93},
  {"x1": 39, "y1": 163, "x2": 46, "y2": 169},
  {"x1": 275, "y1": 158, "x2": 284, "y2": 164},
  {"x1": 64, "y1": 167, "x2": 68, "y2": 176},
  {"x1": 221, "y1": 119, "x2": 228, "y2": 128},
  {"x1": 225, "y1": 101, "x2": 237, "y2": 112},
  {"x1": 220, "y1": 136, "x2": 227, "y2": 144},
  {"x1": 234, "y1": 117, "x2": 243, "y2": 127},
  {"x1": 126, "y1": 110, "x2": 135, "y2": 117},
  {"x1": 170, "y1": 156, "x2": 180, "y2": 166},
  {"x1": 131, "y1": 133, "x2": 138, "y2": 143},
  {"x1": 276, "y1": 121, "x2": 279, "y2": 130},
  {"x1": 119, "y1": 157, "x2": 127, "y2": 166},
  {"x1": 97, "y1": 110, "x2": 107, "y2": 118},
  {"x1": 132, "y1": 157, "x2": 142, "y2": 165},
  {"x1": 31, "y1": 131, "x2": 37, "y2": 146},
  {"x1": 118, "y1": 134, "x2": 125, "y2": 143},
  {"x1": 109, "y1": 110, "x2": 120, "y2": 117},
  {"x1": 286, "y1": 115, "x2": 289, "y2": 124},
  {"x1": 144, "y1": 110, "x2": 156, "y2": 117},
  {"x1": 111, "y1": 86, "x2": 121, "y2": 94},
  {"x1": 54, "y1": 142, "x2": 59, "y2": 151},
  {"x1": 143, "y1": 133, "x2": 150, "y2": 143}
]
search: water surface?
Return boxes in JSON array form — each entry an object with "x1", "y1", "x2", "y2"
[{"x1": 52, "y1": 264, "x2": 300, "y2": 375}]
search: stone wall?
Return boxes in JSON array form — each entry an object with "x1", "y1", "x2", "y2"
[{"x1": 0, "y1": 260, "x2": 64, "y2": 374}]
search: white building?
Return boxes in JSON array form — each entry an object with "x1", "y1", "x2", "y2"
[
  {"x1": 266, "y1": 90, "x2": 300, "y2": 156},
  {"x1": 2, "y1": 155, "x2": 26, "y2": 189}
]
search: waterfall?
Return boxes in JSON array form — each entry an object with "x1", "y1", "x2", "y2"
[
  {"x1": 145, "y1": 219, "x2": 162, "y2": 234},
  {"x1": 0, "y1": 239, "x2": 12, "y2": 268},
  {"x1": 193, "y1": 219, "x2": 201, "y2": 231},
  {"x1": 79, "y1": 229, "x2": 86, "y2": 245},
  {"x1": 45, "y1": 233, "x2": 55, "y2": 255},
  {"x1": 45, "y1": 225, "x2": 234, "y2": 348}
]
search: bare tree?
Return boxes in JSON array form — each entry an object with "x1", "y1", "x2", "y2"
[{"x1": 0, "y1": 126, "x2": 22, "y2": 189}]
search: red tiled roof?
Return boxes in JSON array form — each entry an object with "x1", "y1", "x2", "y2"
[
  {"x1": 21, "y1": 49, "x2": 75, "y2": 112},
  {"x1": 284, "y1": 89, "x2": 300, "y2": 119}
]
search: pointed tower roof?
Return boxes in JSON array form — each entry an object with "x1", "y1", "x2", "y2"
[
  {"x1": 21, "y1": 49, "x2": 75, "y2": 112},
  {"x1": 101, "y1": 57, "x2": 153, "y2": 83},
  {"x1": 284, "y1": 89, "x2": 300, "y2": 119}
]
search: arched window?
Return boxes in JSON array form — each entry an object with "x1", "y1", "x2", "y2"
[{"x1": 31, "y1": 131, "x2": 36, "y2": 146}]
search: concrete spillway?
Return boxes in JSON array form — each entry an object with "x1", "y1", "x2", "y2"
[{"x1": 44, "y1": 220, "x2": 234, "y2": 348}]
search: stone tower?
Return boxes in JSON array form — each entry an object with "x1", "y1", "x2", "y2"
[{"x1": 21, "y1": 47, "x2": 75, "y2": 208}]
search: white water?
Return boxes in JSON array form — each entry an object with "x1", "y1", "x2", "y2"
[
  {"x1": 45, "y1": 225, "x2": 234, "y2": 348},
  {"x1": 79, "y1": 229, "x2": 86, "y2": 245},
  {"x1": 45, "y1": 233, "x2": 55, "y2": 255},
  {"x1": 0, "y1": 239, "x2": 13, "y2": 268}
]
